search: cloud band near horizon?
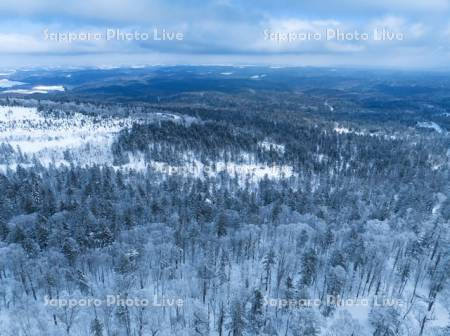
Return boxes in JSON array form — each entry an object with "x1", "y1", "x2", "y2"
[{"x1": 0, "y1": 0, "x2": 449, "y2": 69}]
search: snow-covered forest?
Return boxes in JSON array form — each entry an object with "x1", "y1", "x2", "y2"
[{"x1": 0, "y1": 94, "x2": 449, "y2": 336}]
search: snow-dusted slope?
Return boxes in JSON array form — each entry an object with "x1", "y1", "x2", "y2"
[
  {"x1": 0, "y1": 105, "x2": 296, "y2": 182},
  {"x1": 0, "y1": 105, "x2": 136, "y2": 168}
]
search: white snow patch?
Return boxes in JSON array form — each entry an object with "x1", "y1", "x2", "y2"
[
  {"x1": 429, "y1": 301, "x2": 450, "y2": 328},
  {"x1": 334, "y1": 126, "x2": 351, "y2": 134},
  {"x1": 0, "y1": 105, "x2": 41, "y2": 122},
  {"x1": 0, "y1": 79, "x2": 26, "y2": 88},
  {"x1": 259, "y1": 140, "x2": 285, "y2": 154},
  {"x1": 150, "y1": 159, "x2": 295, "y2": 182},
  {"x1": 3, "y1": 89, "x2": 49, "y2": 94},
  {"x1": 338, "y1": 305, "x2": 371, "y2": 330},
  {"x1": 0, "y1": 105, "x2": 140, "y2": 169},
  {"x1": 250, "y1": 74, "x2": 266, "y2": 80},
  {"x1": 324, "y1": 101, "x2": 334, "y2": 112},
  {"x1": 3, "y1": 85, "x2": 64, "y2": 94},
  {"x1": 154, "y1": 112, "x2": 181, "y2": 121},
  {"x1": 333, "y1": 124, "x2": 370, "y2": 137},
  {"x1": 417, "y1": 121, "x2": 443, "y2": 133},
  {"x1": 120, "y1": 153, "x2": 296, "y2": 183},
  {"x1": 33, "y1": 85, "x2": 65, "y2": 92}
]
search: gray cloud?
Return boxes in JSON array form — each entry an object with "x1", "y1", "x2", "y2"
[{"x1": 0, "y1": 0, "x2": 449, "y2": 68}]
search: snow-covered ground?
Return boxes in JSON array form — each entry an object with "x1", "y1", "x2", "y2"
[
  {"x1": 324, "y1": 100, "x2": 334, "y2": 112},
  {"x1": 333, "y1": 123, "x2": 399, "y2": 140},
  {"x1": 3, "y1": 85, "x2": 65, "y2": 94},
  {"x1": 417, "y1": 121, "x2": 443, "y2": 133},
  {"x1": 333, "y1": 126, "x2": 353, "y2": 134},
  {"x1": 250, "y1": 74, "x2": 266, "y2": 80},
  {"x1": 0, "y1": 79, "x2": 26, "y2": 88},
  {"x1": 0, "y1": 105, "x2": 136, "y2": 169},
  {"x1": 121, "y1": 154, "x2": 296, "y2": 183},
  {"x1": 258, "y1": 140, "x2": 285, "y2": 154},
  {"x1": 33, "y1": 85, "x2": 65, "y2": 92},
  {"x1": 0, "y1": 105, "x2": 297, "y2": 182}
]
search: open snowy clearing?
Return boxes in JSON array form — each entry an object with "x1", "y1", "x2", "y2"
[
  {"x1": 0, "y1": 105, "x2": 136, "y2": 168},
  {"x1": 0, "y1": 79, "x2": 25, "y2": 88},
  {"x1": 2, "y1": 85, "x2": 65, "y2": 94},
  {"x1": 121, "y1": 154, "x2": 296, "y2": 183},
  {"x1": 0, "y1": 105, "x2": 297, "y2": 182}
]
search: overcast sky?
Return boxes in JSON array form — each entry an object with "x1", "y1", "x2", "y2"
[{"x1": 0, "y1": 0, "x2": 449, "y2": 69}]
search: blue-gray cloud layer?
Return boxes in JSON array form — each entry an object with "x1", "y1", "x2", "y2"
[{"x1": 0, "y1": 0, "x2": 449, "y2": 68}]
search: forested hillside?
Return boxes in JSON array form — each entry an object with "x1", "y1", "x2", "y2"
[{"x1": 0, "y1": 80, "x2": 450, "y2": 336}]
